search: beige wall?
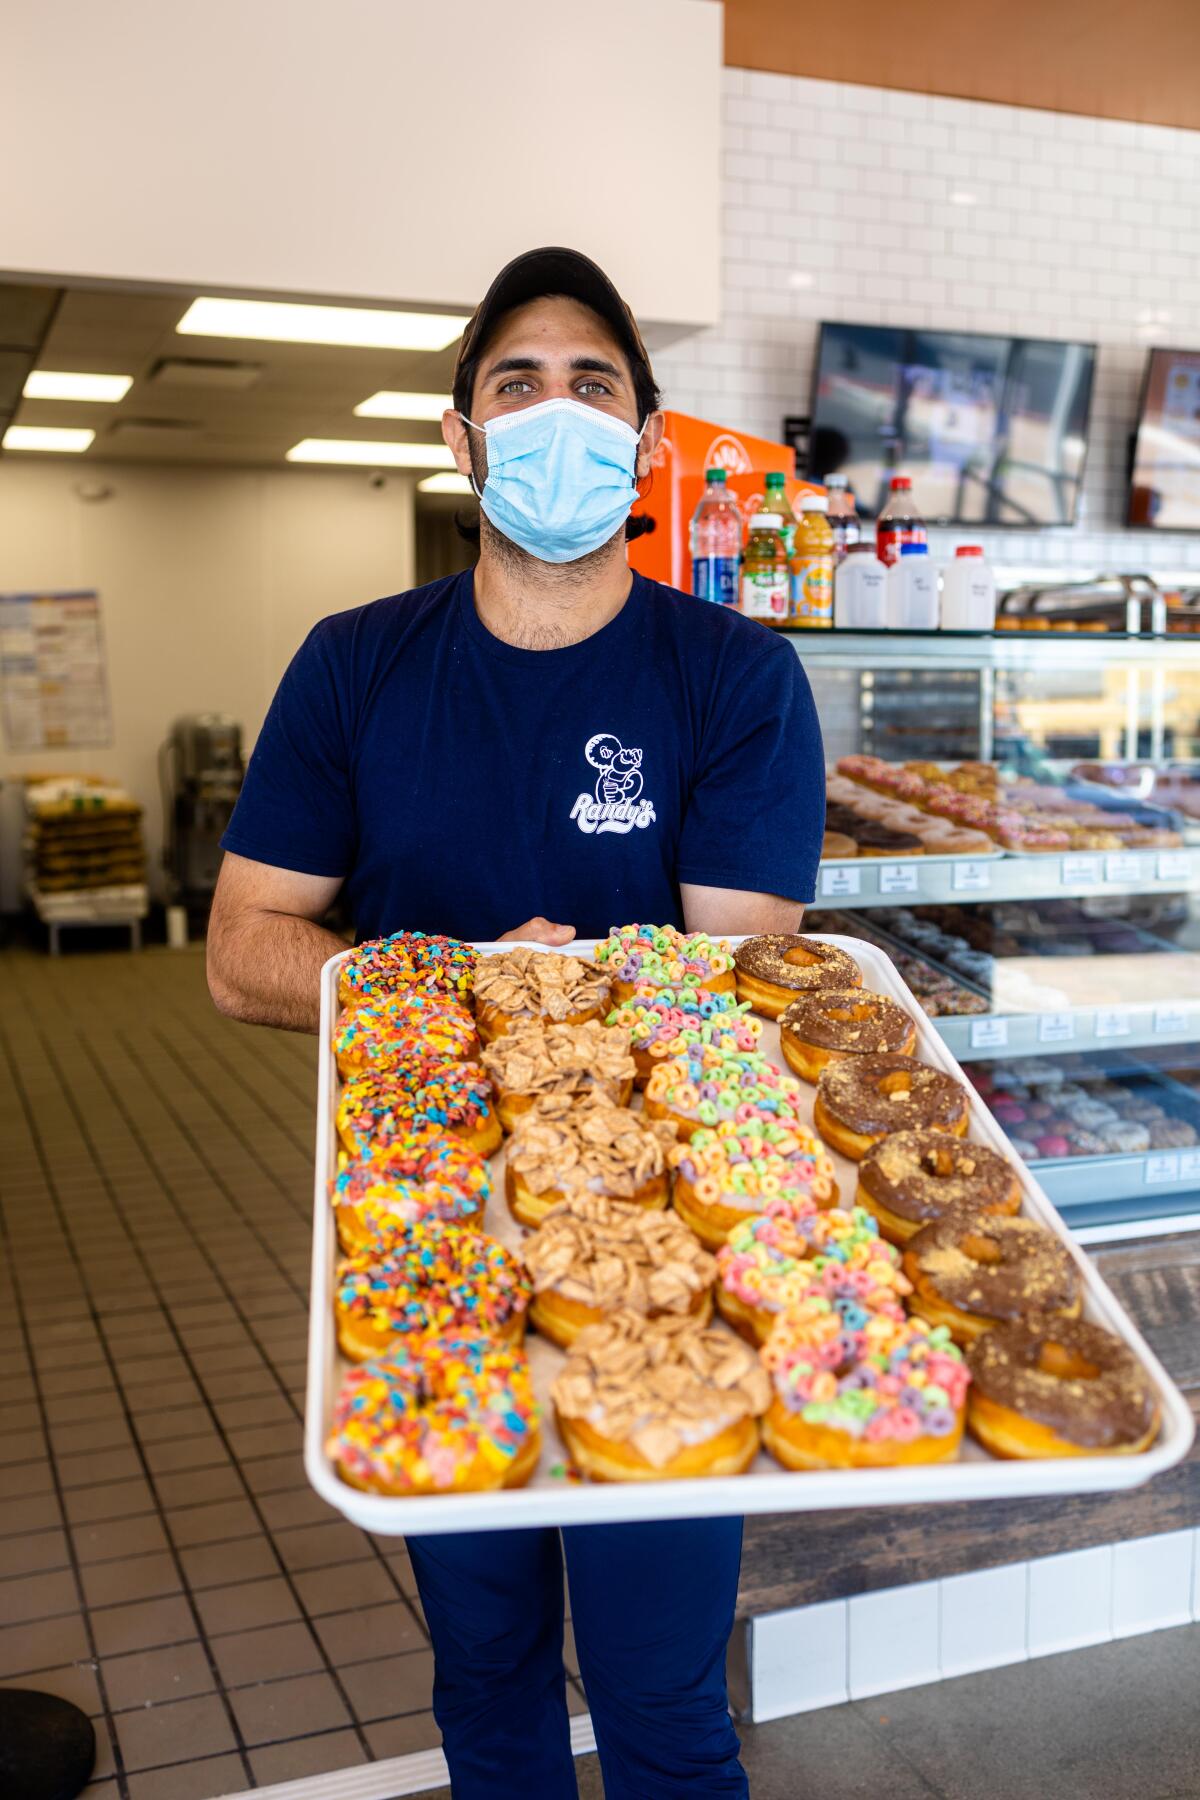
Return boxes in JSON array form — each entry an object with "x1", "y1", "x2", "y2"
[
  {"x1": 0, "y1": 460, "x2": 415, "y2": 886},
  {"x1": 4, "y1": 0, "x2": 722, "y2": 331}
]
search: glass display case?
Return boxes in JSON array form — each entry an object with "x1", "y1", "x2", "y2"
[{"x1": 791, "y1": 630, "x2": 1200, "y2": 1240}]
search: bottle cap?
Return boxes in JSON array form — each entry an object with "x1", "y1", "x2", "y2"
[
  {"x1": 800, "y1": 494, "x2": 829, "y2": 512},
  {"x1": 705, "y1": 468, "x2": 727, "y2": 482},
  {"x1": 900, "y1": 543, "x2": 929, "y2": 555},
  {"x1": 956, "y1": 545, "x2": 984, "y2": 557},
  {"x1": 825, "y1": 473, "x2": 848, "y2": 490},
  {"x1": 754, "y1": 512, "x2": 784, "y2": 529},
  {"x1": 844, "y1": 543, "x2": 876, "y2": 555},
  {"x1": 890, "y1": 475, "x2": 912, "y2": 490},
  {"x1": 765, "y1": 471, "x2": 786, "y2": 486}
]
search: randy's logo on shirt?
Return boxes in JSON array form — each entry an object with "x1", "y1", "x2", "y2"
[{"x1": 569, "y1": 733, "x2": 657, "y2": 836}]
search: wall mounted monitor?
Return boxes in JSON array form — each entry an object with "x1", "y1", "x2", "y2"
[
  {"x1": 1128, "y1": 347, "x2": 1200, "y2": 530},
  {"x1": 806, "y1": 323, "x2": 1096, "y2": 526}
]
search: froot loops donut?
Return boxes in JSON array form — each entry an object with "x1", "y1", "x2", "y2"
[
  {"x1": 328, "y1": 1334, "x2": 541, "y2": 1495},
  {"x1": 605, "y1": 983, "x2": 762, "y2": 1087},
  {"x1": 644, "y1": 1043, "x2": 806, "y2": 1142},
  {"x1": 716, "y1": 1201, "x2": 909, "y2": 1344},
  {"x1": 670, "y1": 1116, "x2": 838, "y2": 1248},
  {"x1": 330, "y1": 1125, "x2": 490, "y2": 1253},
  {"x1": 761, "y1": 1305, "x2": 969, "y2": 1470},
  {"x1": 592, "y1": 924, "x2": 736, "y2": 1005},
  {"x1": 733, "y1": 934, "x2": 862, "y2": 1019},
  {"x1": 335, "y1": 1062, "x2": 501, "y2": 1160},
  {"x1": 902, "y1": 1206, "x2": 1082, "y2": 1345},
  {"x1": 338, "y1": 931, "x2": 476, "y2": 1010},
  {"x1": 333, "y1": 992, "x2": 478, "y2": 1078},
  {"x1": 334, "y1": 1224, "x2": 530, "y2": 1361},
  {"x1": 966, "y1": 1318, "x2": 1159, "y2": 1459}
]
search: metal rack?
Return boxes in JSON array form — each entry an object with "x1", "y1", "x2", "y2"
[{"x1": 816, "y1": 846, "x2": 1199, "y2": 910}]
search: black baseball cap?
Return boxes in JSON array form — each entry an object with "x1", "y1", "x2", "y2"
[{"x1": 451, "y1": 246, "x2": 658, "y2": 419}]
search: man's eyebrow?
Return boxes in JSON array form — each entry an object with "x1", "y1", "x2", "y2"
[
  {"x1": 483, "y1": 355, "x2": 546, "y2": 380},
  {"x1": 570, "y1": 355, "x2": 625, "y2": 379},
  {"x1": 482, "y1": 353, "x2": 626, "y2": 381}
]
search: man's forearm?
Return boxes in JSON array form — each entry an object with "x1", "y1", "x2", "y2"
[{"x1": 208, "y1": 909, "x2": 347, "y2": 1033}]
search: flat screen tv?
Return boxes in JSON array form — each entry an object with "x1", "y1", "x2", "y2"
[
  {"x1": 1128, "y1": 347, "x2": 1200, "y2": 530},
  {"x1": 806, "y1": 323, "x2": 1096, "y2": 526}
]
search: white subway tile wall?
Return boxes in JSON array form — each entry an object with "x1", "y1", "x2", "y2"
[{"x1": 654, "y1": 70, "x2": 1200, "y2": 581}]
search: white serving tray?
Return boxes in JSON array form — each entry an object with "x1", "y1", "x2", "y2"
[{"x1": 305, "y1": 937, "x2": 1194, "y2": 1535}]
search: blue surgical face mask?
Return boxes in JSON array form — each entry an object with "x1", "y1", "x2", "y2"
[{"x1": 460, "y1": 397, "x2": 644, "y2": 564}]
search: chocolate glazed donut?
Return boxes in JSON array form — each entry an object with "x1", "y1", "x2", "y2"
[
  {"x1": 734, "y1": 935, "x2": 862, "y2": 1020},
  {"x1": 856, "y1": 1129, "x2": 1021, "y2": 1245},
  {"x1": 813, "y1": 1053, "x2": 969, "y2": 1161},
  {"x1": 902, "y1": 1206, "x2": 1082, "y2": 1345},
  {"x1": 779, "y1": 988, "x2": 917, "y2": 1083},
  {"x1": 966, "y1": 1318, "x2": 1160, "y2": 1459}
]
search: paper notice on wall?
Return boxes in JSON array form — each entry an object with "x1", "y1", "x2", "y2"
[{"x1": 0, "y1": 591, "x2": 113, "y2": 751}]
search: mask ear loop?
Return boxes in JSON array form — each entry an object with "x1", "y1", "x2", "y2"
[{"x1": 455, "y1": 412, "x2": 486, "y2": 501}]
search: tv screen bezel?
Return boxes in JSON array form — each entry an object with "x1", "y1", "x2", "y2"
[
  {"x1": 1126, "y1": 344, "x2": 1200, "y2": 533},
  {"x1": 805, "y1": 320, "x2": 1099, "y2": 530}
]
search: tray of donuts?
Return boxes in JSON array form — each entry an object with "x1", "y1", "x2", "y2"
[{"x1": 303, "y1": 927, "x2": 1193, "y2": 1535}]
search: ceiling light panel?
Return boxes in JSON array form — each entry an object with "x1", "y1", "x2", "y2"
[
  {"x1": 418, "y1": 472, "x2": 473, "y2": 494},
  {"x1": 286, "y1": 439, "x2": 457, "y2": 467},
  {"x1": 4, "y1": 425, "x2": 95, "y2": 453},
  {"x1": 24, "y1": 371, "x2": 133, "y2": 402},
  {"x1": 178, "y1": 298, "x2": 466, "y2": 352},
  {"x1": 355, "y1": 390, "x2": 453, "y2": 420}
]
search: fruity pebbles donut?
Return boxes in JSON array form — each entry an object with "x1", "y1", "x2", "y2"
[
  {"x1": 338, "y1": 932, "x2": 476, "y2": 1010},
  {"x1": 336, "y1": 1062, "x2": 501, "y2": 1160},
  {"x1": 670, "y1": 1116, "x2": 838, "y2": 1248},
  {"x1": 644, "y1": 1043, "x2": 806, "y2": 1142},
  {"x1": 328, "y1": 1334, "x2": 541, "y2": 1495},
  {"x1": 334, "y1": 1223, "x2": 530, "y2": 1361},
  {"x1": 330, "y1": 1124, "x2": 490, "y2": 1254},
  {"x1": 716, "y1": 1201, "x2": 909, "y2": 1344},
  {"x1": 592, "y1": 924, "x2": 736, "y2": 1005},
  {"x1": 606, "y1": 983, "x2": 761, "y2": 1086},
  {"x1": 333, "y1": 992, "x2": 478, "y2": 1078}
]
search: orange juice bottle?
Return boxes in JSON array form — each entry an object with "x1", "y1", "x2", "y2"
[{"x1": 789, "y1": 495, "x2": 834, "y2": 627}]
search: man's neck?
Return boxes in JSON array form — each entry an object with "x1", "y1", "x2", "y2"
[{"x1": 471, "y1": 529, "x2": 633, "y2": 650}]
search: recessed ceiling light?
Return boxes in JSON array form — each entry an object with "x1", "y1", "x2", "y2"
[
  {"x1": 178, "y1": 297, "x2": 466, "y2": 352},
  {"x1": 24, "y1": 371, "x2": 132, "y2": 403},
  {"x1": 286, "y1": 439, "x2": 457, "y2": 468},
  {"x1": 3, "y1": 425, "x2": 95, "y2": 453},
  {"x1": 950, "y1": 189, "x2": 978, "y2": 206},
  {"x1": 418, "y1": 472, "x2": 473, "y2": 495},
  {"x1": 355, "y1": 391, "x2": 453, "y2": 421}
]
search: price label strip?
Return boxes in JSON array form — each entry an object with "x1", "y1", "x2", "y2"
[
  {"x1": 1157, "y1": 851, "x2": 1190, "y2": 883},
  {"x1": 820, "y1": 865, "x2": 861, "y2": 899},
  {"x1": 1145, "y1": 1153, "x2": 1181, "y2": 1186},
  {"x1": 1154, "y1": 1005, "x2": 1188, "y2": 1036},
  {"x1": 878, "y1": 864, "x2": 918, "y2": 895},
  {"x1": 1061, "y1": 855, "x2": 1102, "y2": 887},
  {"x1": 1094, "y1": 1008, "x2": 1133, "y2": 1039},
  {"x1": 969, "y1": 1017, "x2": 1009, "y2": 1051},
  {"x1": 952, "y1": 860, "x2": 992, "y2": 893},
  {"x1": 1038, "y1": 1013, "x2": 1076, "y2": 1044},
  {"x1": 1104, "y1": 854, "x2": 1143, "y2": 885}
]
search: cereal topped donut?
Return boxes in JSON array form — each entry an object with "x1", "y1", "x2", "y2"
[
  {"x1": 605, "y1": 983, "x2": 761, "y2": 1086},
  {"x1": 521, "y1": 1195, "x2": 717, "y2": 1347},
  {"x1": 670, "y1": 1116, "x2": 838, "y2": 1248},
  {"x1": 334, "y1": 992, "x2": 478, "y2": 1078},
  {"x1": 856, "y1": 1128, "x2": 1021, "y2": 1245},
  {"x1": 338, "y1": 932, "x2": 477, "y2": 1010},
  {"x1": 505, "y1": 1093, "x2": 677, "y2": 1229},
  {"x1": 328, "y1": 1334, "x2": 540, "y2": 1495},
  {"x1": 481, "y1": 1018, "x2": 635, "y2": 1130},
  {"x1": 733, "y1": 934, "x2": 862, "y2": 1019},
  {"x1": 716, "y1": 1201, "x2": 909, "y2": 1343},
  {"x1": 779, "y1": 988, "x2": 917, "y2": 1083},
  {"x1": 474, "y1": 948, "x2": 611, "y2": 1042},
  {"x1": 814, "y1": 1053, "x2": 969, "y2": 1161},
  {"x1": 335, "y1": 1223, "x2": 530, "y2": 1360},
  {"x1": 592, "y1": 924, "x2": 736, "y2": 1005},
  {"x1": 966, "y1": 1318, "x2": 1159, "y2": 1460},
  {"x1": 644, "y1": 1043, "x2": 807, "y2": 1142},
  {"x1": 336, "y1": 1062, "x2": 501, "y2": 1161},
  {"x1": 330, "y1": 1124, "x2": 490, "y2": 1253},
  {"x1": 902, "y1": 1205, "x2": 1082, "y2": 1345}
]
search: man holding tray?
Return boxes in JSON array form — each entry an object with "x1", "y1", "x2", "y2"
[{"x1": 209, "y1": 247, "x2": 824, "y2": 1797}]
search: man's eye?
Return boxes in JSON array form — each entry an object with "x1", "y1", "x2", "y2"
[
  {"x1": 577, "y1": 380, "x2": 611, "y2": 397},
  {"x1": 499, "y1": 379, "x2": 536, "y2": 394}
]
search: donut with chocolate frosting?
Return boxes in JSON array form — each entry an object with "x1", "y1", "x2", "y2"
[
  {"x1": 814, "y1": 1054, "x2": 970, "y2": 1160},
  {"x1": 902, "y1": 1206, "x2": 1082, "y2": 1344},
  {"x1": 779, "y1": 988, "x2": 916, "y2": 1083},
  {"x1": 967, "y1": 1318, "x2": 1159, "y2": 1457},
  {"x1": 856, "y1": 1128, "x2": 1021, "y2": 1244},
  {"x1": 733, "y1": 934, "x2": 862, "y2": 1020}
]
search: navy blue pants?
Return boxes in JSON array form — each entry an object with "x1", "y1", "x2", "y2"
[{"x1": 406, "y1": 1517, "x2": 747, "y2": 1798}]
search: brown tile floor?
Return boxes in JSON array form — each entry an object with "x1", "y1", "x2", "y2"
[{"x1": 0, "y1": 943, "x2": 588, "y2": 1797}]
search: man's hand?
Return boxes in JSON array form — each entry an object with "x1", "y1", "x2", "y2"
[{"x1": 497, "y1": 917, "x2": 576, "y2": 945}]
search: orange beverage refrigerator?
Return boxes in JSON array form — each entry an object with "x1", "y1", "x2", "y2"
[{"x1": 628, "y1": 410, "x2": 822, "y2": 592}]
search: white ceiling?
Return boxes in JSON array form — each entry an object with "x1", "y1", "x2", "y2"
[{"x1": 2, "y1": 282, "x2": 468, "y2": 467}]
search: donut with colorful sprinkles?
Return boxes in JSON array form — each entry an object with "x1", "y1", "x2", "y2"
[
  {"x1": 328, "y1": 1334, "x2": 541, "y2": 1495},
  {"x1": 336, "y1": 1062, "x2": 502, "y2": 1160},
  {"x1": 670, "y1": 1116, "x2": 838, "y2": 1248},
  {"x1": 334, "y1": 1223, "x2": 530, "y2": 1361},
  {"x1": 338, "y1": 931, "x2": 477, "y2": 1010},
  {"x1": 605, "y1": 983, "x2": 762, "y2": 1087},
  {"x1": 331, "y1": 1124, "x2": 490, "y2": 1254},
  {"x1": 592, "y1": 924, "x2": 736, "y2": 1005},
  {"x1": 643, "y1": 1043, "x2": 806, "y2": 1142},
  {"x1": 716, "y1": 1201, "x2": 908, "y2": 1343},
  {"x1": 333, "y1": 991, "x2": 478, "y2": 1078}
]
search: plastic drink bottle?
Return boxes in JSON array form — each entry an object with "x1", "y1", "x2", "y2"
[
  {"x1": 940, "y1": 545, "x2": 997, "y2": 629},
  {"x1": 763, "y1": 470, "x2": 796, "y2": 556},
  {"x1": 834, "y1": 543, "x2": 888, "y2": 628},
  {"x1": 888, "y1": 542, "x2": 938, "y2": 629},
  {"x1": 740, "y1": 513, "x2": 790, "y2": 623},
  {"x1": 876, "y1": 475, "x2": 927, "y2": 567},
  {"x1": 789, "y1": 495, "x2": 835, "y2": 628},
  {"x1": 825, "y1": 474, "x2": 861, "y2": 561},
  {"x1": 690, "y1": 468, "x2": 742, "y2": 606}
]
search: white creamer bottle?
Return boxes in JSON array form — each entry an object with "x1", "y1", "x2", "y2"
[
  {"x1": 834, "y1": 544, "x2": 888, "y2": 628},
  {"x1": 940, "y1": 545, "x2": 997, "y2": 630},
  {"x1": 888, "y1": 543, "x2": 938, "y2": 629}
]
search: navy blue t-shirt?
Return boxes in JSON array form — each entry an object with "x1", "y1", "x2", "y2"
[{"x1": 221, "y1": 571, "x2": 824, "y2": 941}]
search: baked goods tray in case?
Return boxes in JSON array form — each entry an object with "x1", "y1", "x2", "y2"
[{"x1": 304, "y1": 937, "x2": 1194, "y2": 1535}]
